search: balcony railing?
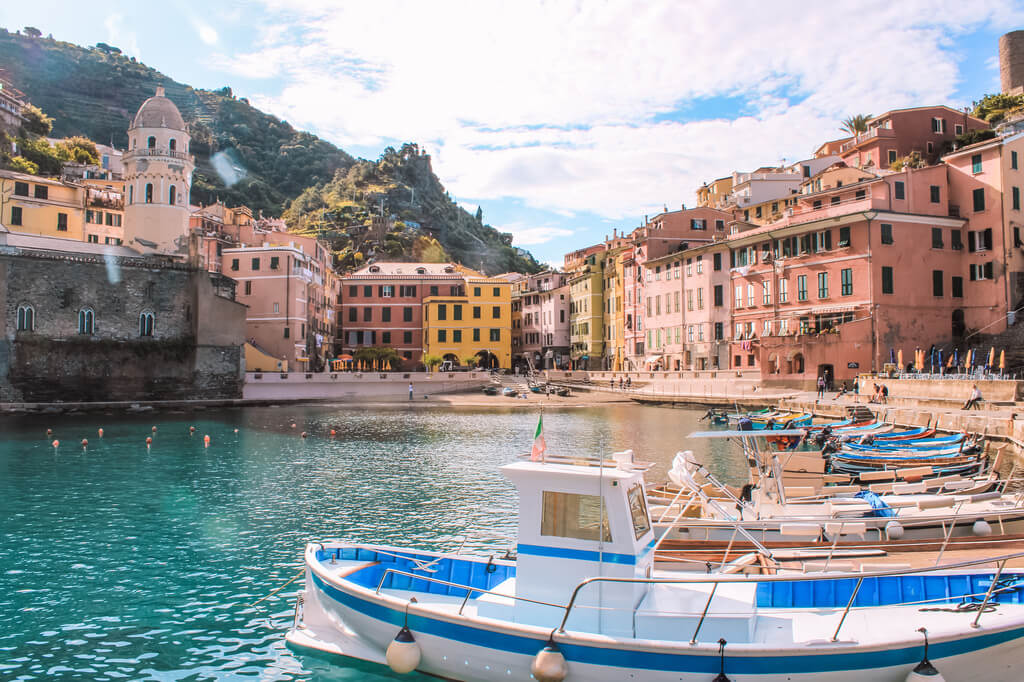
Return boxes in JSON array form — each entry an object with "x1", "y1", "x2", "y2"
[
  {"x1": 124, "y1": 147, "x2": 192, "y2": 162},
  {"x1": 839, "y1": 126, "x2": 895, "y2": 153}
]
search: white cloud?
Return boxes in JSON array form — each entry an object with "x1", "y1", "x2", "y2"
[
  {"x1": 498, "y1": 222, "x2": 575, "y2": 246},
  {"x1": 219, "y1": 0, "x2": 1024, "y2": 221}
]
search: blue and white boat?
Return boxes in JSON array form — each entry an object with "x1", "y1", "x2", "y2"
[{"x1": 288, "y1": 451, "x2": 1024, "y2": 680}]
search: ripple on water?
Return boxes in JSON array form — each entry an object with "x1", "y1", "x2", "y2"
[{"x1": 0, "y1": 403, "x2": 737, "y2": 680}]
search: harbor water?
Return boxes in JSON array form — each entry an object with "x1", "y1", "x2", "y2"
[{"x1": 0, "y1": 403, "x2": 743, "y2": 680}]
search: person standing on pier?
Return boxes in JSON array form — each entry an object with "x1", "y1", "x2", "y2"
[
  {"x1": 409, "y1": 382, "x2": 414, "y2": 401},
  {"x1": 816, "y1": 375, "x2": 826, "y2": 399}
]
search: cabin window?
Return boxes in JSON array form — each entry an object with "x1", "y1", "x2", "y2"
[
  {"x1": 627, "y1": 484, "x2": 651, "y2": 539},
  {"x1": 541, "y1": 491, "x2": 611, "y2": 542}
]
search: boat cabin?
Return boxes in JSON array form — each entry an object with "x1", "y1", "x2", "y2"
[{"x1": 494, "y1": 452, "x2": 655, "y2": 635}]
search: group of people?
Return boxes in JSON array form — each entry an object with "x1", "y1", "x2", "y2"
[
  {"x1": 609, "y1": 377, "x2": 633, "y2": 390},
  {"x1": 868, "y1": 383, "x2": 889, "y2": 404}
]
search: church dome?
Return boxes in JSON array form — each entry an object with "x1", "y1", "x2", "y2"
[{"x1": 131, "y1": 86, "x2": 186, "y2": 130}]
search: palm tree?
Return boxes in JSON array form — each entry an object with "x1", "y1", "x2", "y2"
[
  {"x1": 422, "y1": 354, "x2": 442, "y2": 372},
  {"x1": 840, "y1": 114, "x2": 873, "y2": 136}
]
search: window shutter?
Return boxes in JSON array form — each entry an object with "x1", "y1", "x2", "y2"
[
  {"x1": 969, "y1": 264, "x2": 977, "y2": 281},
  {"x1": 984, "y1": 261, "x2": 993, "y2": 280},
  {"x1": 730, "y1": 250, "x2": 735, "y2": 268},
  {"x1": 984, "y1": 228, "x2": 993, "y2": 251},
  {"x1": 824, "y1": 230, "x2": 832, "y2": 250},
  {"x1": 968, "y1": 231, "x2": 976, "y2": 253}
]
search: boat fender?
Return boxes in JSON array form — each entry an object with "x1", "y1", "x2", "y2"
[
  {"x1": 485, "y1": 555, "x2": 497, "y2": 574},
  {"x1": 905, "y1": 628, "x2": 945, "y2": 681},
  {"x1": 530, "y1": 638, "x2": 568, "y2": 682},
  {"x1": 972, "y1": 519, "x2": 992, "y2": 537},
  {"x1": 885, "y1": 520, "x2": 905, "y2": 540},
  {"x1": 385, "y1": 626, "x2": 421, "y2": 674}
]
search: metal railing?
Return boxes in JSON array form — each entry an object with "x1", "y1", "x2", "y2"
[
  {"x1": 374, "y1": 567, "x2": 563, "y2": 616},
  {"x1": 555, "y1": 550, "x2": 1024, "y2": 640}
]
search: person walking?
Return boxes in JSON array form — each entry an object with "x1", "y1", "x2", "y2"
[
  {"x1": 409, "y1": 382, "x2": 414, "y2": 401},
  {"x1": 962, "y1": 384, "x2": 982, "y2": 410},
  {"x1": 816, "y1": 375, "x2": 826, "y2": 400}
]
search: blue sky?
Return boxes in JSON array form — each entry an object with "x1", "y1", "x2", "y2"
[{"x1": 3, "y1": 1, "x2": 1024, "y2": 266}]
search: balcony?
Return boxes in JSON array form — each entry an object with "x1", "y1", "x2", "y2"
[
  {"x1": 769, "y1": 191, "x2": 881, "y2": 228},
  {"x1": 839, "y1": 126, "x2": 896, "y2": 153},
  {"x1": 124, "y1": 147, "x2": 192, "y2": 162}
]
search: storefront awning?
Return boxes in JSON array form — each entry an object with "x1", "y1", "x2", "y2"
[{"x1": 644, "y1": 354, "x2": 663, "y2": 364}]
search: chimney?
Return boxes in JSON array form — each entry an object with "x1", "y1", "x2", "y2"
[{"x1": 156, "y1": 85, "x2": 166, "y2": 97}]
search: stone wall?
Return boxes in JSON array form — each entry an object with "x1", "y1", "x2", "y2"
[
  {"x1": 0, "y1": 249, "x2": 244, "y2": 402},
  {"x1": 242, "y1": 370, "x2": 489, "y2": 400}
]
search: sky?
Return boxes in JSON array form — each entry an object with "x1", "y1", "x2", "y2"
[{"x1": 3, "y1": 1, "x2": 1024, "y2": 267}]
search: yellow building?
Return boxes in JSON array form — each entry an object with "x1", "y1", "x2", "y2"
[
  {"x1": 82, "y1": 177, "x2": 125, "y2": 245},
  {"x1": 568, "y1": 250, "x2": 606, "y2": 369},
  {"x1": 696, "y1": 176, "x2": 734, "y2": 209},
  {"x1": 0, "y1": 169, "x2": 85, "y2": 239},
  {"x1": 422, "y1": 275, "x2": 512, "y2": 369},
  {"x1": 602, "y1": 243, "x2": 628, "y2": 370}
]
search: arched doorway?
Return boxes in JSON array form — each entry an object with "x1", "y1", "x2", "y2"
[
  {"x1": 952, "y1": 309, "x2": 965, "y2": 338},
  {"x1": 817, "y1": 363, "x2": 834, "y2": 390},
  {"x1": 476, "y1": 350, "x2": 499, "y2": 369}
]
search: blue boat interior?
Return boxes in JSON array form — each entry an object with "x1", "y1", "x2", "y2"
[
  {"x1": 756, "y1": 573, "x2": 1024, "y2": 608},
  {"x1": 317, "y1": 546, "x2": 515, "y2": 599}
]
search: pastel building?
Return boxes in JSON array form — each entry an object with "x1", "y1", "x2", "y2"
[
  {"x1": 339, "y1": 262, "x2": 474, "y2": 368},
  {"x1": 942, "y1": 130, "x2": 1024, "y2": 322},
  {"x1": 567, "y1": 248, "x2": 606, "y2": 369},
  {"x1": 727, "y1": 164, "x2": 981, "y2": 388},
  {"x1": 518, "y1": 270, "x2": 570, "y2": 370},
  {"x1": 838, "y1": 106, "x2": 988, "y2": 170},
  {"x1": 422, "y1": 274, "x2": 512, "y2": 369},
  {"x1": 0, "y1": 169, "x2": 86, "y2": 239}
]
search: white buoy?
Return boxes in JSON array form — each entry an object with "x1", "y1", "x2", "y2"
[
  {"x1": 972, "y1": 519, "x2": 992, "y2": 537},
  {"x1": 885, "y1": 520, "x2": 905, "y2": 540},
  {"x1": 385, "y1": 626, "x2": 421, "y2": 674},
  {"x1": 906, "y1": 628, "x2": 945, "y2": 680},
  {"x1": 530, "y1": 639, "x2": 568, "y2": 682}
]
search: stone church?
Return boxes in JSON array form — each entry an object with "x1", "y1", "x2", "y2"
[{"x1": 0, "y1": 87, "x2": 246, "y2": 403}]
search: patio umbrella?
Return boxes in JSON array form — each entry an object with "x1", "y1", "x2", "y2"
[
  {"x1": 988, "y1": 347, "x2": 996, "y2": 369},
  {"x1": 897, "y1": 349, "x2": 903, "y2": 370},
  {"x1": 890, "y1": 348, "x2": 896, "y2": 364},
  {"x1": 953, "y1": 348, "x2": 959, "y2": 368},
  {"x1": 1000, "y1": 349, "x2": 1006, "y2": 371},
  {"x1": 965, "y1": 349, "x2": 973, "y2": 368}
]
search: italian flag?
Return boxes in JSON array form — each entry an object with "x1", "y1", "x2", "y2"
[{"x1": 530, "y1": 414, "x2": 547, "y2": 461}]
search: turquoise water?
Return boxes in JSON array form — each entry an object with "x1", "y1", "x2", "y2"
[{"x1": 0, "y1": 404, "x2": 740, "y2": 680}]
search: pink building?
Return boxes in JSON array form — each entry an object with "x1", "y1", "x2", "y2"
[
  {"x1": 727, "y1": 165, "x2": 996, "y2": 388},
  {"x1": 641, "y1": 250, "x2": 684, "y2": 369},
  {"x1": 518, "y1": 270, "x2": 570, "y2": 370},
  {"x1": 839, "y1": 106, "x2": 988, "y2": 170},
  {"x1": 338, "y1": 262, "x2": 467, "y2": 368}
]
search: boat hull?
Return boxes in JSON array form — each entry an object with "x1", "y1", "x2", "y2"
[{"x1": 290, "y1": 549, "x2": 1024, "y2": 681}]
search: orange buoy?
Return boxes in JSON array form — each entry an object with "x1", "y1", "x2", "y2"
[
  {"x1": 146, "y1": 436, "x2": 153, "y2": 447},
  {"x1": 151, "y1": 426, "x2": 158, "y2": 433},
  {"x1": 301, "y1": 431, "x2": 308, "y2": 439},
  {"x1": 203, "y1": 434, "x2": 211, "y2": 448},
  {"x1": 98, "y1": 428, "x2": 104, "y2": 438},
  {"x1": 330, "y1": 429, "x2": 337, "y2": 436},
  {"x1": 81, "y1": 439, "x2": 88, "y2": 448},
  {"x1": 47, "y1": 429, "x2": 53, "y2": 436},
  {"x1": 52, "y1": 439, "x2": 59, "y2": 448},
  {"x1": 233, "y1": 428, "x2": 239, "y2": 433},
  {"x1": 291, "y1": 423, "x2": 297, "y2": 429},
  {"x1": 189, "y1": 426, "x2": 196, "y2": 435}
]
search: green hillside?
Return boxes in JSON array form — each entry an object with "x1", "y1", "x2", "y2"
[{"x1": 0, "y1": 28, "x2": 541, "y2": 274}]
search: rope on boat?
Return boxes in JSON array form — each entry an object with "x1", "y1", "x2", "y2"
[{"x1": 249, "y1": 567, "x2": 305, "y2": 607}]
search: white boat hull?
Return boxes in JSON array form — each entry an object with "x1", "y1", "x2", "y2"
[{"x1": 289, "y1": 559, "x2": 1024, "y2": 681}]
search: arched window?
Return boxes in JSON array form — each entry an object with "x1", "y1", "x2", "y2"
[
  {"x1": 131, "y1": 137, "x2": 136, "y2": 150},
  {"x1": 169, "y1": 185, "x2": 176, "y2": 205},
  {"x1": 139, "y1": 312, "x2": 155, "y2": 337},
  {"x1": 147, "y1": 136, "x2": 156, "y2": 149},
  {"x1": 128, "y1": 185, "x2": 133, "y2": 204},
  {"x1": 78, "y1": 308, "x2": 95, "y2": 335},
  {"x1": 168, "y1": 138, "x2": 176, "y2": 151},
  {"x1": 145, "y1": 183, "x2": 153, "y2": 203},
  {"x1": 16, "y1": 304, "x2": 34, "y2": 331}
]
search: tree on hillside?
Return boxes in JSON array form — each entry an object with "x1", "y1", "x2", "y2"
[
  {"x1": 840, "y1": 114, "x2": 872, "y2": 135},
  {"x1": 21, "y1": 104, "x2": 53, "y2": 136},
  {"x1": 55, "y1": 136, "x2": 100, "y2": 165},
  {"x1": 972, "y1": 93, "x2": 1024, "y2": 124},
  {"x1": 23, "y1": 27, "x2": 41, "y2": 39}
]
